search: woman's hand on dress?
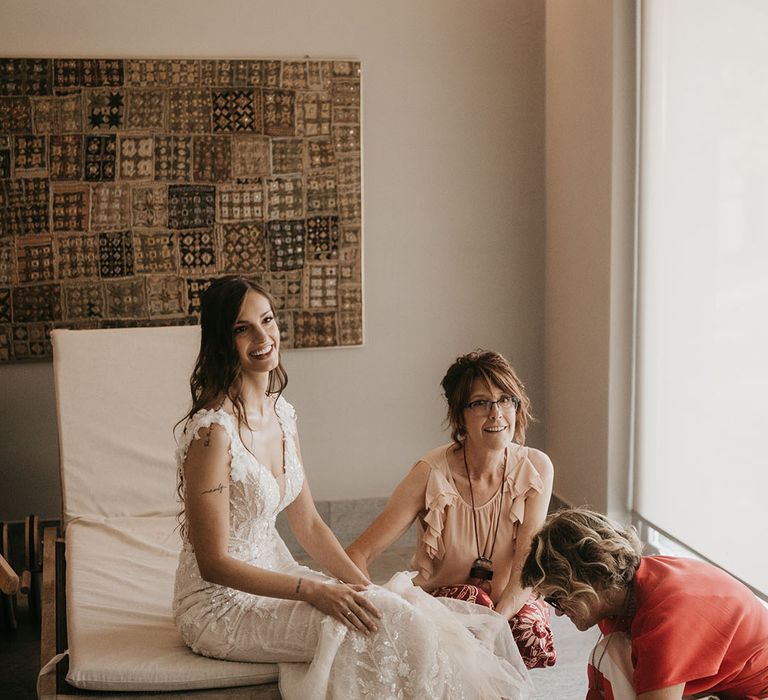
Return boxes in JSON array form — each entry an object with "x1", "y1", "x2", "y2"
[{"x1": 303, "y1": 579, "x2": 382, "y2": 634}]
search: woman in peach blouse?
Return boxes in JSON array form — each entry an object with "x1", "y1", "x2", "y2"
[{"x1": 347, "y1": 350, "x2": 556, "y2": 668}]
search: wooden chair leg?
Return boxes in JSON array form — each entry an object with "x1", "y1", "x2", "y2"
[
  {"x1": 39, "y1": 526, "x2": 59, "y2": 698},
  {"x1": 24, "y1": 514, "x2": 42, "y2": 622},
  {"x1": 1, "y1": 522, "x2": 18, "y2": 632}
]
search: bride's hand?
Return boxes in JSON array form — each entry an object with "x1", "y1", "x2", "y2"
[{"x1": 303, "y1": 580, "x2": 382, "y2": 634}]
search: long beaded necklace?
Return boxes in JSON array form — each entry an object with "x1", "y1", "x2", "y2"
[{"x1": 463, "y1": 445, "x2": 508, "y2": 594}]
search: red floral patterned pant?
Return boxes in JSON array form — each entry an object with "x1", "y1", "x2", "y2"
[{"x1": 432, "y1": 584, "x2": 557, "y2": 669}]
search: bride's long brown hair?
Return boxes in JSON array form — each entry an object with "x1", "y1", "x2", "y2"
[{"x1": 176, "y1": 276, "x2": 288, "y2": 530}]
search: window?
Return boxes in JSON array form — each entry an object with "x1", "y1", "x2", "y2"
[{"x1": 634, "y1": 0, "x2": 768, "y2": 597}]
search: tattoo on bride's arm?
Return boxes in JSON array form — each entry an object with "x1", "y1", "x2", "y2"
[
  {"x1": 203, "y1": 425, "x2": 213, "y2": 447},
  {"x1": 201, "y1": 483, "x2": 225, "y2": 496}
]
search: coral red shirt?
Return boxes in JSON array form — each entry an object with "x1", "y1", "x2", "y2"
[{"x1": 599, "y1": 556, "x2": 768, "y2": 698}]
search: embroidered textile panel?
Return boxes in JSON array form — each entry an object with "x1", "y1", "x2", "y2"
[{"x1": 0, "y1": 57, "x2": 363, "y2": 361}]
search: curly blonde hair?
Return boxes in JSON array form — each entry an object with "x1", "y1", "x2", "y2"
[{"x1": 521, "y1": 508, "x2": 643, "y2": 615}]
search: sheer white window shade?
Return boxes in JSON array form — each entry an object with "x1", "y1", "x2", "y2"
[{"x1": 634, "y1": 0, "x2": 768, "y2": 596}]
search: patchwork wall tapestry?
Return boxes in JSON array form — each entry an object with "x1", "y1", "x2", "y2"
[{"x1": 0, "y1": 57, "x2": 363, "y2": 361}]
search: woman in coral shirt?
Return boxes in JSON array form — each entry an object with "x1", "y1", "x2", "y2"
[{"x1": 522, "y1": 507, "x2": 768, "y2": 699}]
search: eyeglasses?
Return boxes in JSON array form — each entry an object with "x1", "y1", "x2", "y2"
[
  {"x1": 544, "y1": 596, "x2": 563, "y2": 611},
  {"x1": 464, "y1": 395, "x2": 520, "y2": 416}
]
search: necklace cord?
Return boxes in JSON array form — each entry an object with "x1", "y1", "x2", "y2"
[{"x1": 463, "y1": 445, "x2": 507, "y2": 562}]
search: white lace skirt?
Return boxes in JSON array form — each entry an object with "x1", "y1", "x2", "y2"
[{"x1": 177, "y1": 566, "x2": 532, "y2": 700}]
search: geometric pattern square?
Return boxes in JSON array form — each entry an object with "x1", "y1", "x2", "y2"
[
  {"x1": 263, "y1": 90, "x2": 295, "y2": 137},
  {"x1": 269, "y1": 269, "x2": 303, "y2": 310},
  {"x1": 98, "y1": 230, "x2": 134, "y2": 278},
  {"x1": 281, "y1": 62, "x2": 309, "y2": 90},
  {"x1": 14, "y1": 134, "x2": 47, "y2": 173},
  {"x1": 0, "y1": 287, "x2": 9, "y2": 323},
  {"x1": 306, "y1": 172, "x2": 338, "y2": 215},
  {"x1": 0, "y1": 58, "x2": 52, "y2": 96},
  {"x1": 131, "y1": 184, "x2": 168, "y2": 228},
  {"x1": 0, "y1": 96, "x2": 33, "y2": 133},
  {"x1": 267, "y1": 219, "x2": 305, "y2": 271},
  {"x1": 133, "y1": 60, "x2": 199, "y2": 88},
  {"x1": 193, "y1": 135, "x2": 231, "y2": 183},
  {"x1": 333, "y1": 124, "x2": 360, "y2": 153},
  {"x1": 52, "y1": 186, "x2": 90, "y2": 232},
  {"x1": 338, "y1": 188, "x2": 362, "y2": 225},
  {"x1": 91, "y1": 183, "x2": 131, "y2": 230},
  {"x1": 55, "y1": 233, "x2": 100, "y2": 279},
  {"x1": 266, "y1": 176, "x2": 303, "y2": 220},
  {"x1": 0, "y1": 324, "x2": 8, "y2": 361},
  {"x1": 84, "y1": 134, "x2": 117, "y2": 181},
  {"x1": 179, "y1": 228, "x2": 217, "y2": 274},
  {"x1": 126, "y1": 89, "x2": 166, "y2": 130},
  {"x1": 118, "y1": 135, "x2": 153, "y2": 180},
  {"x1": 184, "y1": 276, "x2": 216, "y2": 316},
  {"x1": 306, "y1": 263, "x2": 338, "y2": 309},
  {"x1": 153, "y1": 135, "x2": 192, "y2": 182},
  {"x1": 308, "y1": 139, "x2": 336, "y2": 169},
  {"x1": 133, "y1": 230, "x2": 177, "y2": 274},
  {"x1": 217, "y1": 184, "x2": 264, "y2": 222},
  {"x1": 232, "y1": 134, "x2": 270, "y2": 178},
  {"x1": 272, "y1": 138, "x2": 304, "y2": 175},
  {"x1": 16, "y1": 234, "x2": 55, "y2": 283},
  {"x1": 62, "y1": 281, "x2": 105, "y2": 320},
  {"x1": 146, "y1": 275, "x2": 185, "y2": 317},
  {"x1": 31, "y1": 94, "x2": 82, "y2": 134},
  {"x1": 339, "y1": 252, "x2": 362, "y2": 286},
  {"x1": 125, "y1": 60, "x2": 199, "y2": 88},
  {"x1": 336, "y1": 154, "x2": 361, "y2": 188},
  {"x1": 219, "y1": 222, "x2": 266, "y2": 273},
  {"x1": 49, "y1": 134, "x2": 83, "y2": 180},
  {"x1": 86, "y1": 89, "x2": 125, "y2": 130},
  {"x1": 296, "y1": 91, "x2": 331, "y2": 137},
  {"x1": 0, "y1": 147, "x2": 9, "y2": 178},
  {"x1": 306, "y1": 215, "x2": 339, "y2": 261},
  {"x1": 212, "y1": 90, "x2": 258, "y2": 133},
  {"x1": 168, "y1": 89, "x2": 211, "y2": 133},
  {"x1": 104, "y1": 277, "x2": 146, "y2": 318},
  {"x1": 2, "y1": 176, "x2": 49, "y2": 236},
  {"x1": 11, "y1": 322, "x2": 52, "y2": 359},
  {"x1": 168, "y1": 185, "x2": 215, "y2": 229},
  {"x1": 11, "y1": 283, "x2": 61, "y2": 322},
  {"x1": 0, "y1": 239, "x2": 14, "y2": 285},
  {"x1": 293, "y1": 310, "x2": 337, "y2": 348},
  {"x1": 332, "y1": 80, "x2": 360, "y2": 124}
]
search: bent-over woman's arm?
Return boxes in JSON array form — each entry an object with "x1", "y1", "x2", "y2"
[
  {"x1": 494, "y1": 449, "x2": 554, "y2": 619},
  {"x1": 345, "y1": 461, "x2": 431, "y2": 578},
  {"x1": 183, "y1": 423, "x2": 380, "y2": 633}
]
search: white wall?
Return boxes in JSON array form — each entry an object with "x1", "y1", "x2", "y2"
[
  {"x1": 0, "y1": 0, "x2": 546, "y2": 521},
  {"x1": 543, "y1": 0, "x2": 635, "y2": 516}
]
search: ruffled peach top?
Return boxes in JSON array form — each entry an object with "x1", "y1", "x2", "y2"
[{"x1": 411, "y1": 442, "x2": 544, "y2": 600}]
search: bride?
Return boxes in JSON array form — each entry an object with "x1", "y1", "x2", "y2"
[{"x1": 172, "y1": 275, "x2": 532, "y2": 699}]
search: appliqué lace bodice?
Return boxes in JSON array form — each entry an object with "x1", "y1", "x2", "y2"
[{"x1": 175, "y1": 396, "x2": 303, "y2": 563}]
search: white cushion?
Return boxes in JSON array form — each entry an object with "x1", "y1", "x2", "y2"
[
  {"x1": 66, "y1": 515, "x2": 279, "y2": 691},
  {"x1": 52, "y1": 326, "x2": 200, "y2": 525}
]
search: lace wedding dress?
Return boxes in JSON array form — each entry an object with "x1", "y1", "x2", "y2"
[{"x1": 173, "y1": 397, "x2": 532, "y2": 699}]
